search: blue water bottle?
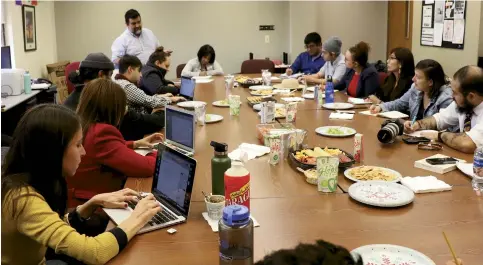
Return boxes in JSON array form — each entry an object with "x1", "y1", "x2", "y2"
[
  {"x1": 473, "y1": 146, "x2": 483, "y2": 196},
  {"x1": 24, "y1": 71, "x2": 31, "y2": 94},
  {"x1": 219, "y1": 205, "x2": 253, "y2": 265},
  {"x1": 325, "y1": 75, "x2": 334, "y2": 104}
]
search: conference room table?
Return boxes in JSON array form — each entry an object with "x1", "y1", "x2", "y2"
[{"x1": 107, "y1": 75, "x2": 483, "y2": 265}]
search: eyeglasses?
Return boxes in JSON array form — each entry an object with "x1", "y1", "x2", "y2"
[
  {"x1": 305, "y1": 44, "x2": 318, "y2": 49},
  {"x1": 418, "y1": 142, "x2": 443, "y2": 151}
]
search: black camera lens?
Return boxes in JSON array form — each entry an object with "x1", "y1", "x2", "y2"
[{"x1": 378, "y1": 120, "x2": 403, "y2": 144}]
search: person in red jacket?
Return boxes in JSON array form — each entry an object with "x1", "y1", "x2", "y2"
[{"x1": 68, "y1": 78, "x2": 162, "y2": 207}]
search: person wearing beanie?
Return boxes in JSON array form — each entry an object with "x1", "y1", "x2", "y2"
[
  {"x1": 111, "y1": 9, "x2": 172, "y2": 66},
  {"x1": 302, "y1": 36, "x2": 347, "y2": 86}
]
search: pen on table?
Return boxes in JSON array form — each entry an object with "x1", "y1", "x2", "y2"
[
  {"x1": 411, "y1": 116, "x2": 417, "y2": 126},
  {"x1": 442, "y1": 231, "x2": 460, "y2": 265}
]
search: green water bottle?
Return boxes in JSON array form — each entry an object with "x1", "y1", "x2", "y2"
[{"x1": 211, "y1": 141, "x2": 231, "y2": 196}]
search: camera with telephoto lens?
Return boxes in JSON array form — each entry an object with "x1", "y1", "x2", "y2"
[{"x1": 377, "y1": 119, "x2": 405, "y2": 144}]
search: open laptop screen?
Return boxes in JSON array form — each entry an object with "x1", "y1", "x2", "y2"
[
  {"x1": 179, "y1": 77, "x2": 195, "y2": 100},
  {"x1": 165, "y1": 106, "x2": 194, "y2": 151},
  {"x1": 153, "y1": 144, "x2": 196, "y2": 216}
]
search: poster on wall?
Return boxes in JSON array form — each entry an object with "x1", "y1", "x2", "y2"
[
  {"x1": 420, "y1": 0, "x2": 466, "y2": 49},
  {"x1": 22, "y1": 5, "x2": 36, "y2": 51}
]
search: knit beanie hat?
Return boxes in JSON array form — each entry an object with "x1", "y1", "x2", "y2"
[
  {"x1": 322, "y1": 36, "x2": 342, "y2": 55},
  {"x1": 80, "y1": 53, "x2": 114, "y2": 70}
]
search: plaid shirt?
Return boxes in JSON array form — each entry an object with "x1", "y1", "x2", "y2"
[{"x1": 114, "y1": 78, "x2": 171, "y2": 114}]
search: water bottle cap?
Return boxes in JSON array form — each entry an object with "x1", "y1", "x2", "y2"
[
  {"x1": 222, "y1": 205, "x2": 250, "y2": 226},
  {"x1": 210, "y1": 141, "x2": 228, "y2": 153}
]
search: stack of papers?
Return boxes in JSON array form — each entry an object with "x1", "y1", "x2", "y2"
[
  {"x1": 414, "y1": 154, "x2": 465, "y2": 174},
  {"x1": 280, "y1": 73, "x2": 302, "y2": 79},
  {"x1": 329, "y1": 112, "x2": 354, "y2": 120},
  {"x1": 378, "y1": 111, "x2": 409, "y2": 119},
  {"x1": 228, "y1": 143, "x2": 270, "y2": 161},
  {"x1": 281, "y1": 97, "x2": 304, "y2": 102},
  {"x1": 401, "y1": 176, "x2": 452, "y2": 193},
  {"x1": 359, "y1": 110, "x2": 378, "y2": 116},
  {"x1": 348, "y1": 97, "x2": 371, "y2": 105},
  {"x1": 202, "y1": 212, "x2": 260, "y2": 232}
]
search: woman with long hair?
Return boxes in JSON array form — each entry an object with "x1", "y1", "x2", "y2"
[
  {"x1": 370, "y1": 59, "x2": 453, "y2": 126},
  {"x1": 70, "y1": 79, "x2": 161, "y2": 207},
  {"x1": 1, "y1": 104, "x2": 160, "y2": 265},
  {"x1": 369, "y1": 47, "x2": 415, "y2": 104},
  {"x1": 181, "y1": 44, "x2": 224, "y2": 77}
]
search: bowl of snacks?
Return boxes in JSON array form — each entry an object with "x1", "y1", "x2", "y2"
[
  {"x1": 289, "y1": 147, "x2": 355, "y2": 170},
  {"x1": 296, "y1": 167, "x2": 318, "y2": 185},
  {"x1": 235, "y1": 75, "x2": 263, "y2": 88}
]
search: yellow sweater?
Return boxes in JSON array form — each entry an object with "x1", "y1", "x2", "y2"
[{"x1": 1, "y1": 188, "x2": 119, "y2": 265}]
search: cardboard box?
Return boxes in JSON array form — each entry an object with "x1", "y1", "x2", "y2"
[{"x1": 46, "y1": 60, "x2": 70, "y2": 104}]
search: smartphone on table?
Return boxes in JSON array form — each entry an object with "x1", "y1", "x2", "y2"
[{"x1": 425, "y1": 157, "x2": 458, "y2": 165}]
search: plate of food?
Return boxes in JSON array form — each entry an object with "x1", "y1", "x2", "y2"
[
  {"x1": 249, "y1": 85, "x2": 273, "y2": 91},
  {"x1": 235, "y1": 76, "x2": 263, "y2": 87},
  {"x1": 258, "y1": 107, "x2": 286, "y2": 118},
  {"x1": 247, "y1": 96, "x2": 277, "y2": 106},
  {"x1": 348, "y1": 181, "x2": 415, "y2": 208},
  {"x1": 296, "y1": 167, "x2": 318, "y2": 185},
  {"x1": 212, "y1": 99, "x2": 230, "y2": 107},
  {"x1": 344, "y1": 166, "x2": 402, "y2": 183},
  {"x1": 290, "y1": 147, "x2": 355, "y2": 170},
  {"x1": 315, "y1": 126, "x2": 357, "y2": 138},
  {"x1": 253, "y1": 103, "x2": 285, "y2": 111},
  {"x1": 322, "y1": 103, "x2": 354, "y2": 110},
  {"x1": 351, "y1": 244, "x2": 435, "y2": 265},
  {"x1": 205, "y1": 114, "x2": 223, "y2": 123},
  {"x1": 177, "y1": 101, "x2": 206, "y2": 109},
  {"x1": 250, "y1": 89, "x2": 274, "y2": 96}
]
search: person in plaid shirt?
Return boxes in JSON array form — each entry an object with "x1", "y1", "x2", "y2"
[{"x1": 114, "y1": 55, "x2": 185, "y2": 114}]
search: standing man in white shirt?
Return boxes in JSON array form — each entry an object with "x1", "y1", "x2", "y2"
[
  {"x1": 111, "y1": 9, "x2": 171, "y2": 66},
  {"x1": 406, "y1": 65, "x2": 483, "y2": 153}
]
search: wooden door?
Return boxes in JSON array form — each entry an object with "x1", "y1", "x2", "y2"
[{"x1": 387, "y1": 0, "x2": 413, "y2": 54}]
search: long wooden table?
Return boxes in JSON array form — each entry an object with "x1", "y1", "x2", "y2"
[{"x1": 108, "y1": 76, "x2": 483, "y2": 265}]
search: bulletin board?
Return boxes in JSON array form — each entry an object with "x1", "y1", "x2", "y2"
[{"x1": 420, "y1": 0, "x2": 466, "y2": 49}]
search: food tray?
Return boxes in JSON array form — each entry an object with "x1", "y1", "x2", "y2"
[{"x1": 288, "y1": 147, "x2": 355, "y2": 171}]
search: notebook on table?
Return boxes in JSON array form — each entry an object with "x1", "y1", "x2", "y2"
[{"x1": 414, "y1": 154, "x2": 466, "y2": 174}]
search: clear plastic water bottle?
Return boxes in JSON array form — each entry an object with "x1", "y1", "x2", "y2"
[
  {"x1": 314, "y1": 85, "x2": 321, "y2": 109},
  {"x1": 261, "y1": 69, "x2": 271, "y2": 86},
  {"x1": 472, "y1": 146, "x2": 483, "y2": 196},
  {"x1": 325, "y1": 75, "x2": 334, "y2": 104},
  {"x1": 24, "y1": 71, "x2": 31, "y2": 94},
  {"x1": 219, "y1": 205, "x2": 253, "y2": 265}
]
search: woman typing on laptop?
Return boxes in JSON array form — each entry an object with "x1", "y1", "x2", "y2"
[
  {"x1": 70, "y1": 79, "x2": 161, "y2": 207},
  {"x1": 1, "y1": 104, "x2": 161, "y2": 265}
]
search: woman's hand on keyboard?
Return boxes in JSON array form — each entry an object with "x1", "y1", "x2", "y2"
[
  {"x1": 93, "y1": 188, "x2": 139, "y2": 209},
  {"x1": 119, "y1": 194, "x2": 162, "y2": 240}
]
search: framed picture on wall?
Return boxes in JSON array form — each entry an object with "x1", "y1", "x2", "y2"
[{"x1": 22, "y1": 5, "x2": 36, "y2": 51}]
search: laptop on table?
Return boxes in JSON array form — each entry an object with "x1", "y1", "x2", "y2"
[
  {"x1": 179, "y1": 76, "x2": 196, "y2": 101},
  {"x1": 164, "y1": 105, "x2": 196, "y2": 156},
  {"x1": 104, "y1": 143, "x2": 197, "y2": 234}
]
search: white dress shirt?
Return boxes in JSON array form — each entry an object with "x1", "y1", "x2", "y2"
[
  {"x1": 181, "y1": 58, "x2": 223, "y2": 77},
  {"x1": 433, "y1": 101, "x2": 483, "y2": 148},
  {"x1": 318, "y1": 53, "x2": 347, "y2": 82},
  {"x1": 111, "y1": 28, "x2": 159, "y2": 65}
]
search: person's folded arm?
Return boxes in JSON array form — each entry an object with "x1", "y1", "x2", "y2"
[
  {"x1": 334, "y1": 70, "x2": 350, "y2": 92},
  {"x1": 123, "y1": 82, "x2": 170, "y2": 108},
  {"x1": 380, "y1": 87, "x2": 412, "y2": 113},
  {"x1": 432, "y1": 102, "x2": 460, "y2": 130},
  {"x1": 10, "y1": 191, "x2": 126, "y2": 265},
  {"x1": 94, "y1": 125, "x2": 156, "y2": 178},
  {"x1": 181, "y1": 60, "x2": 199, "y2": 77},
  {"x1": 289, "y1": 54, "x2": 302, "y2": 73},
  {"x1": 207, "y1": 61, "x2": 224, "y2": 76},
  {"x1": 440, "y1": 131, "x2": 478, "y2": 154},
  {"x1": 331, "y1": 64, "x2": 347, "y2": 85}
]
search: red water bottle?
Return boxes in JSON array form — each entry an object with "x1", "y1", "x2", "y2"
[{"x1": 224, "y1": 161, "x2": 250, "y2": 210}]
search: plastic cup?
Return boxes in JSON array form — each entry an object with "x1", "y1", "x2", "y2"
[
  {"x1": 229, "y1": 95, "x2": 241, "y2": 116},
  {"x1": 205, "y1": 195, "x2": 225, "y2": 220},
  {"x1": 194, "y1": 103, "x2": 206, "y2": 126}
]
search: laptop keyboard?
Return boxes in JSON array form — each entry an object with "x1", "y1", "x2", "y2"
[{"x1": 127, "y1": 200, "x2": 178, "y2": 226}]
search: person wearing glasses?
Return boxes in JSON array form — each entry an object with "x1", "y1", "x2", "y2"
[
  {"x1": 301, "y1": 36, "x2": 346, "y2": 85},
  {"x1": 367, "y1": 47, "x2": 415, "y2": 104},
  {"x1": 285, "y1": 32, "x2": 325, "y2": 75}
]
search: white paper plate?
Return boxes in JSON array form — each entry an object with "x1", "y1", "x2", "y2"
[
  {"x1": 205, "y1": 114, "x2": 223, "y2": 123},
  {"x1": 348, "y1": 181, "x2": 415, "y2": 208},
  {"x1": 192, "y1": 75, "x2": 212, "y2": 80},
  {"x1": 322, "y1": 102, "x2": 354, "y2": 110},
  {"x1": 254, "y1": 77, "x2": 281, "y2": 81},
  {"x1": 456, "y1": 161, "x2": 474, "y2": 177},
  {"x1": 249, "y1": 85, "x2": 273, "y2": 91},
  {"x1": 250, "y1": 90, "x2": 274, "y2": 96},
  {"x1": 302, "y1": 93, "x2": 315, "y2": 99},
  {"x1": 344, "y1": 166, "x2": 402, "y2": 183},
  {"x1": 315, "y1": 126, "x2": 356, "y2": 137},
  {"x1": 348, "y1": 97, "x2": 372, "y2": 105},
  {"x1": 253, "y1": 103, "x2": 285, "y2": 111},
  {"x1": 212, "y1": 100, "x2": 230, "y2": 107},
  {"x1": 351, "y1": 244, "x2": 435, "y2": 265},
  {"x1": 177, "y1": 101, "x2": 206, "y2": 109}
]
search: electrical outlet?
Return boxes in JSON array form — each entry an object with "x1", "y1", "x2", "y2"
[{"x1": 265, "y1": 35, "x2": 270, "y2": 44}]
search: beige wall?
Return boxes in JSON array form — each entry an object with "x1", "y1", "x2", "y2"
[
  {"x1": 479, "y1": 2, "x2": 483, "y2": 57},
  {"x1": 288, "y1": 1, "x2": 318, "y2": 62},
  {"x1": 4, "y1": 1, "x2": 57, "y2": 78},
  {"x1": 412, "y1": 0, "x2": 481, "y2": 76},
  {"x1": 54, "y1": 1, "x2": 290, "y2": 79},
  {"x1": 317, "y1": 1, "x2": 388, "y2": 62}
]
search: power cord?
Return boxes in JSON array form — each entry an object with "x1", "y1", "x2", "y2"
[{"x1": 1, "y1": 85, "x2": 13, "y2": 98}]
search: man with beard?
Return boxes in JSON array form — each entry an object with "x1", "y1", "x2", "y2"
[
  {"x1": 111, "y1": 9, "x2": 171, "y2": 66},
  {"x1": 405, "y1": 65, "x2": 483, "y2": 154}
]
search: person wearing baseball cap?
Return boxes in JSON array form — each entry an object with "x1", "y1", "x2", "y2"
[{"x1": 302, "y1": 36, "x2": 347, "y2": 86}]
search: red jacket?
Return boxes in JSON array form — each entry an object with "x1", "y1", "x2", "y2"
[{"x1": 67, "y1": 123, "x2": 157, "y2": 207}]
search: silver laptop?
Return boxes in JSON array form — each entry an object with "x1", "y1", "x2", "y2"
[
  {"x1": 164, "y1": 105, "x2": 195, "y2": 155},
  {"x1": 104, "y1": 143, "x2": 197, "y2": 234},
  {"x1": 179, "y1": 76, "x2": 196, "y2": 100}
]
